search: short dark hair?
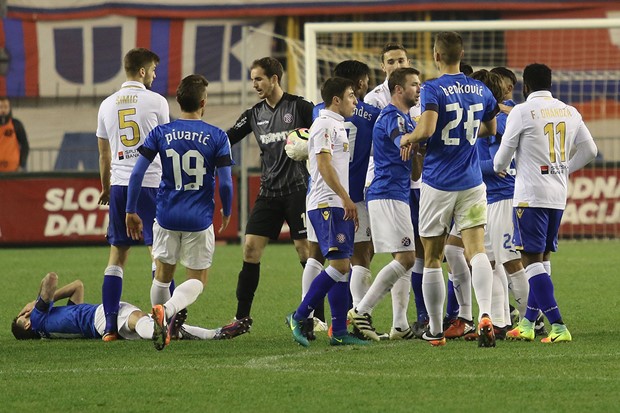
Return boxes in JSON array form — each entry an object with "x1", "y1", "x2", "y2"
[
  {"x1": 333, "y1": 60, "x2": 370, "y2": 82},
  {"x1": 471, "y1": 69, "x2": 504, "y2": 102},
  {"x1": 460, "y1": 62, "x2": 473, "y2": 76},
  {"x1": 523, "y1": 63, "x2": 552, "y2": 92},
  {"x1": 176, "y1": 74, "x2": 209, "y2": 113},
  {"x1": 388, "y1": 67, "x2": 420, "y2": 95},
  {"x1": 381, "y1": 43, "x2": 408, "y2": 63},
  {"x1": 124, "y1": 48, "x2": 160, "y2": 77},
  {"x1": 434, "y1": 32, "x2": 463, "y2": 65},
  {"x1": 491, "y1": 66, "x2": 517, "y2": 86},
  {"x1": 11, "y1": 317, "x2": 41, "y2": 340},
  {"x1": 321, "y1": 77, "x2": 355, "y2": 106},
  {"x1": 251, "y1": 57, "x2": 284, "y2": 84}
]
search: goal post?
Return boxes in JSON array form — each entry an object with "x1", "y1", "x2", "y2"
[
  {"x1": 298, "y1": 17, "x2": 620, "y2": 238},
  {"x1": 303, "y1": 18, "x2": 620, "y2": 103}
]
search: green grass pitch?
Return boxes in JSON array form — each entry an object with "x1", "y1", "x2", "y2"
[{"x1": 1, "y1": 240, "x2": 618, "y2": 412}]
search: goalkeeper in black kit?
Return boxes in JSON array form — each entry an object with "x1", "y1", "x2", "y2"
[{"x1": 223, "y1": 57, "x2": 323, "y2": 337}]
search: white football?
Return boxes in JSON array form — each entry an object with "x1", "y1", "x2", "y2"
[{"x1": 284, "y1": 128, "x2": 309, "y2": 161}]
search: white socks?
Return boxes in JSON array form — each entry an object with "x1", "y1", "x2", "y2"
[
  {"x1": 391, "y1": 270, "x2": 411, "y2": 330},
  {"x1": 423, "y1": 267, "x2": 445, "y2": 336},
  {"x1": 357, "y1": 260, "x2": 406, "y2": 315},
  {"x1": 135, "y1": 315, "x2": 154, "y2": 339},
  {"x1": 470, "y1": 253, "x2": 493, "y2": 320},
  {"x1": 163, "y1": 278, "x2": 204, "y2": 319},
  {"x1": 445, "y1": 244, "x2": 472, "y2": 320},
  {"x1": 350, "y1": 265, "x2": 372, "y2": 308},
  {"x1": 508, "y1": 268, "x2": 528, "y2": 321},
  {"x1": 302, "y1": 258, "x2": 323, "y2": 298},
  {"x1": 150, "y1": 279, "x2": 171, "y2": 307}
]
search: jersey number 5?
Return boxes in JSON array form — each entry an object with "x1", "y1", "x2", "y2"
[
  {"x1": 118, "y1": 108, "x2": 140, "y2": 147},
  {"x1": 166, "y1": 149, "x2": 206, "y2": 191},
  {"x1": 442, "y1": 103, "x2": 483, "y2": 146}
]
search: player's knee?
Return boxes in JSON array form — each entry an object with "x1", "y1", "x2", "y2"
[
  {"x1": 396, "y1": 252, "x2": 415, "y2": 271},
  {"x1": 294, "y1": 240, "x2": 309, "y2": 261},
  {"x1": 242, "y1": 243, "x2": 263, "y2": 263},
  {"x1": 503, "y1": 259, "x2": 523, "y2": 274}
]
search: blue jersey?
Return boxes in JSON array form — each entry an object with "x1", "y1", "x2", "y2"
[
  {"x1": 313, "y1": 101, "x2": 379, "y2": 203},
  {"x1": 477, "y1": 99, "x2": 516, "y2": 203},
  {"x1": 421, "y1": 73, "x2": 498, "y2": 191},
  {"x1": 366, "y1": 104, "x2": 415, "y2": 203},
  {"x1": 30, "y1": 301, "x2": 100, "y2": 339},
  {"x1": 140, "y1": 119, "x2": 233, "y2": 231}
]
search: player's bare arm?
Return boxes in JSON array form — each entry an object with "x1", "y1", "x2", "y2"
[
  {"x1": 53, "y1": 279, "x2": 85, "y2": 304},
  {"x1": 477, "y1": 117, "x2": 497, "y2": 139},
  {"x1": 97, "y1": 137, "x2": 112, "y2": 205}
]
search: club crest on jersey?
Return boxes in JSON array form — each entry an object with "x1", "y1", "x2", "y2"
[
  {"x1": 516, "y1": 208, "x2": 524, "y2": 219},
  {"x1": 283, "y1": 113, "x2": 293, "y2": 123},
  {"x1": 322, "y1": 210, "x2": 330, "y2": 220},
  {"x1": 336, "y1": 233, "x2": 346, "y2": 244},
  {"x1": 118, "y1": 151, "x2": 124, "y2": 160},
  {"x1": 540, "y1": 165, "x2": 549, "y2": 175},
  {"x1": 401, "y1": 237, "x2": 411, "y2": 247},
  {"x1": 397, "y1": 115, "x2": 407, "y2": 133}
]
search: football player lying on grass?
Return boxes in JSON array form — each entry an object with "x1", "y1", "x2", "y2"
[{"x1": 12, "y1": 272, "x2": 251, "y2": 341}]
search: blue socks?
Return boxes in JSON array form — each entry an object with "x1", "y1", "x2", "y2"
[
  {"x1": 411, "y1": 270, "x2": 428, "y2": 322},
  {"x1": 294, "y1": 270, "x2": 336, "y2": 321},
  {"x1": 102, "y1": 266, "x2": 123, "y2": 332},
  {"x1": 327, "y1": 281, "x2": 350, "y2": 336}
]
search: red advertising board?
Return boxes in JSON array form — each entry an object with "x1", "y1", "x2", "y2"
[
  {"x1": 561, "y1": 167, "x2": 620, "y2": 238},
  {"x1": 0, "y1": 173, "x2": 239, "y2": 245},
  {"x1": 3, "y1": 168, "x2": 614, "y2": 245}
]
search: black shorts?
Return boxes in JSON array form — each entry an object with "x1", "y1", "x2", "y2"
[{"x1": 245, "y1": 190, "x2": 307, "y2": 240}]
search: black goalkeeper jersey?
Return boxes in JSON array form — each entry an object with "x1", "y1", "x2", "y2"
[{"x1": 227, "y1": 93, "x2": 314, "y2": 197}]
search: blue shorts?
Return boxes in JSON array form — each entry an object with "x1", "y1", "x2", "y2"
[
  {"x1": 512, "y1": 207, "x2": 563, "y2": 254},
  {"x1": 409, "y1": 188, "x2": 421, "y2": 238},
  {"x1": 307, "y1": 207, "x2": 354, "y2": 260},
  {"x1": 107, "y1": 185, "x2": 157, "y2": 246}
]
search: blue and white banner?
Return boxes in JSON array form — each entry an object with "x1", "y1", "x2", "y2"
[{"x1": 1, "y1": 16, "x2": 274, "y2": 97}]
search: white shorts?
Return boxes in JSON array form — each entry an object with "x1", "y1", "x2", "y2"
[
  {"x1": 419, "y1": 182, "x2": 487, "y2": 237},
  {"x1": 307, "y1": 201, "x2": 371, "y2": 244},
  {"x1": 94, "y1": 302, "x2": 142, "y2": 340},
  {"x1": 368, "y1": 199, "x2": 415, "y2": 254},
  {"x1": 152, "y1": 220, "x2": 215, "y2": 270},
  {"x1": 485, "y1": 198, "x2": 521, "y2": 264}
]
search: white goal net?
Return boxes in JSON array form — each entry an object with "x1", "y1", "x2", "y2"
[{"x1": 284, "y1": 18, "x2": 620, "y2": 238}]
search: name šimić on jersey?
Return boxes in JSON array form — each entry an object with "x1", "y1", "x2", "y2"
[
  {"x1": 165, "y1": 129, "x2": 212, "y2": 146},
  {"x1": 115, "y1": 95, "x2": 138, "y2": 105},
  {"x1": 439, "y1": 81, "x2": 485, "y2": 97}
]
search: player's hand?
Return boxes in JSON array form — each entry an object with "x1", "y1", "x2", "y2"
[
  {"x1": 125, "y1": 213, "x2": 143, "y2": 240},
  {"x1": 98, "y1": 189, "x2": 110, "y2": 206},
  {"x1": 18, "y1": 300, "x2": 35, "y2": 317},
  {"x1": 342, "y1": 198, "x2": 358, "y2": 229},
  {"x1": 496, "y1": 170, "x2": 507, "y2": 178},
  {"x1": 400, "y1": 144, "x2": 413, "y2": 161},
  {"x1": 219, "y1": 209, "x2": 230, "y2": 233}
]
